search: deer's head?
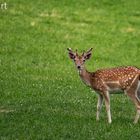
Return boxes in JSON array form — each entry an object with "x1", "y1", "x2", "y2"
[{"x1": 67, "y1": 48, "x2": 93, "y2": 70}]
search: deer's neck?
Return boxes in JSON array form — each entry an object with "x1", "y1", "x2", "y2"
[{"x1": 79, "y1": 67, "x2": 92, "y2": 87}]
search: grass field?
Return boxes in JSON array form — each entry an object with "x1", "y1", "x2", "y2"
[{"x1": 1, "y1": 0, "x2": 140, "y2": 139}]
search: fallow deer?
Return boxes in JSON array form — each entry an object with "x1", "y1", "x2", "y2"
[{"x1": 67, "y1": 48, "x2": 140, "y2": 123}]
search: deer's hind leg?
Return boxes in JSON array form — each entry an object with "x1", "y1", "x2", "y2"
[
  {"x1": 134, "y1": 81, "x2": 140, "y2": 123},
  {"x1": 136, "y1": 81, "x2": 140, "y2": 101},
  {"x1": 126, "y1": 76, "x2": 140, "y2": 123}
]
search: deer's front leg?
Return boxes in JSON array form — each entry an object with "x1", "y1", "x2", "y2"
[
  {"x1": 96, "y1": 94, "x2": 103, "y2": 121},
  {"x1": 104, "y1": 92, "x2": 112, "y2": 123}
]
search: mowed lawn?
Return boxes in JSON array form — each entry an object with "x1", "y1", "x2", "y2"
[{"x1": 1, "y1": 0, "x2": 140, "y2": 139}]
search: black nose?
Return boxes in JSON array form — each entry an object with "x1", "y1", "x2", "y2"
[{"x1": 77, "y1": 66, "x2": 81, "y2": 69}]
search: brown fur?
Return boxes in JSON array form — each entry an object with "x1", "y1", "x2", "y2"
[{"x1": 67, "y1": 48, "x2": 140, "y2": 123}]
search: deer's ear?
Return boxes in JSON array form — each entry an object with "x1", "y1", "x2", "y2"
[
  {"x1": 84, "y1": 53, "x2": 92, "y2": 60},
  {"x1": 68, "y1": 52, "x2": 75, "y2": 59},
  {"x1": 84, "y1": 48, "x2": 93, "y2": 60},
  {"x1": 67, "y1": 48, "x2": 75, "y2": 60}
]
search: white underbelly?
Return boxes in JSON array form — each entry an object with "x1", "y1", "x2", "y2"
[
  {"x1": 105, "y1": 81, "x2": 123, "y2": 93},
  {"x1": 107, "y1": 86, "x2": 123, "y2": 93}
]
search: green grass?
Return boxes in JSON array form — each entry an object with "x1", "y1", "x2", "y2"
[{"x1": 0, "y1": 0, "x2": 140, "y2": 139}]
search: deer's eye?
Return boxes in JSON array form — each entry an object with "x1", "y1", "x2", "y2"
[{"x1": 83, "y1": 59, "x2": 85, "y2": 62}]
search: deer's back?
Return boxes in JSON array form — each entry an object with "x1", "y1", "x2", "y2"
[{"x1": 91, "y1": 66, "x2": 140, "y2": 91}]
